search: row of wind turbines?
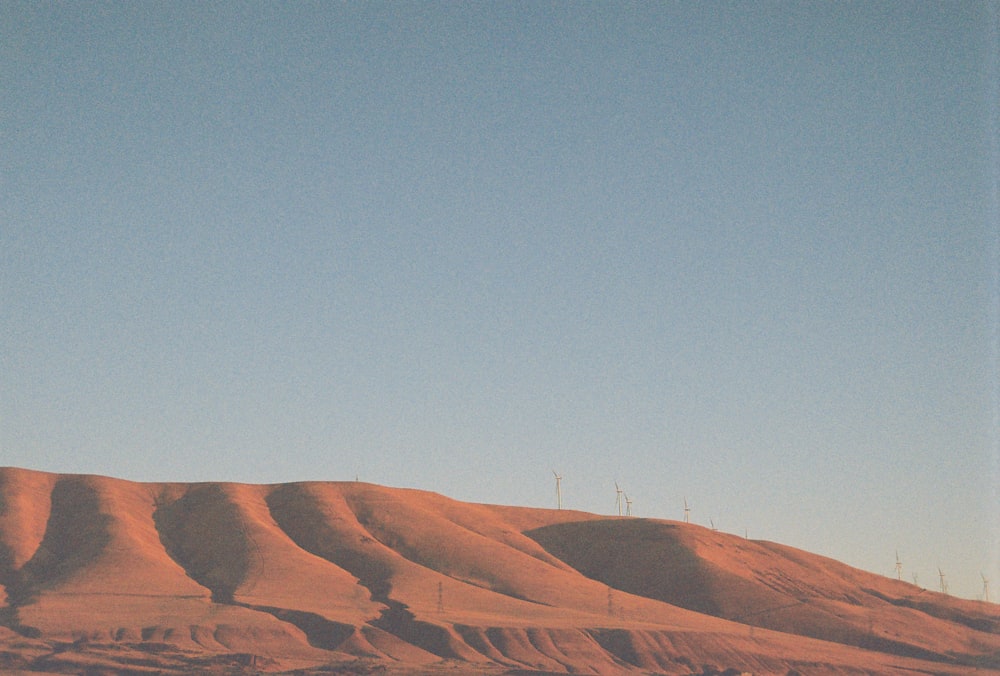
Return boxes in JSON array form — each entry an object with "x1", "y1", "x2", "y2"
[
  {"x1": 552, "y1": 470, "x2": 692, "y2": 522},
  {"x1": 551, "y1": 472, "x2": 993, "y2": 603},
  {"x1": 894, "y1": 550, "x2": 991, "y2": 601}
]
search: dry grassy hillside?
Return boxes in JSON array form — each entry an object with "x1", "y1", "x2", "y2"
[{"x1": 0, "y1": 467, "x2": 996, "y2": 675}]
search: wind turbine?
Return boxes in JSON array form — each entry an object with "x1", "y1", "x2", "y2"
[
  {"x1": 683, "y1": 497, "x2": 690, "y2": 523},
  {"x1": 709, "y1": 518, "x2": 716, "y2": 531},
  {"x1": 982, "y1": 573, "x2": 991, "y2": 603},
  {"x1": 552, "y1": 470, "x2": 562, "y2": 510},
  {"x1": 895, "y1": 551, "x2": 902, "y2": 581},
  {"x1": 938, "y1": 568, "x2": 948, "y2": 595},
  {"x1": 615, "y1": 482, "x2": 624, "y2": 516},
  {"x1": 624, "y1": 493, "x2": 633, "y2": 517}
]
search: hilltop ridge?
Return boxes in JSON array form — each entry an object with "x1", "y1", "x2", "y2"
[{"x1": 0, "y1": 467, "x2": 997, "y2": 674}]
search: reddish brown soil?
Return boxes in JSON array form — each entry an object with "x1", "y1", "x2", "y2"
[{"x1": 0, "y1": 467, "x2": 997, "y2": 674}]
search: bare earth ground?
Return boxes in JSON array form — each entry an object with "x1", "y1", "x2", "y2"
[{"x1": 0, "y1": 467, "x2": 997, "y2": 674}]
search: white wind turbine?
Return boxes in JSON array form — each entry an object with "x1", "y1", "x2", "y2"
[
  {"x1": 938, "y1": 568, "x2": 948, "y2": 595},
  {"x1": 615, "y1": 482, "x2": 624, "y2": 516},
  {"x1": 895, "y1": 551, "x2": 903, "y2": 581},
  {"x1": 982, "y1": 573, "x2": 991, "y2": 603},
  {"x1": 552, "y1": 470, "x2": 562, "y2": 510},
  {"x1": 624, "y1": 493, "x2": 633, "y2": 517},
  {"x1": 683, "y1": 497, "x2": 690, "y2": 523}
]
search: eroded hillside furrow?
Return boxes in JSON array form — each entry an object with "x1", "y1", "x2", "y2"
[
  {"x1": 153, "y1": 484, "x2": 251, "y2": 603},
  {"x1": 0, "y1": 468, "x2": 55, "y2": 576},
  {"x1": 1, "y1": 468, "x2": 999, "y2": 675},
  {"x1": 0, "y1": 561, "x2": 30, "y2": 635},
  {"x1": 452, "y1": 624, "x2": 512, "y2": 665},
  {"x1": 0, "y1": 476, "x2": 112, "y2": 637},
  {"x1": 533, "y1": 627, "x2": 629, "y2": 674},
  {"x1": 337, "y1": 484, "x2": 631, "y2": 616},
  {"x1": 371, "y1": 602, "x2": 465, "y2": 659},
  {"x1": 483, "y1": 626, "x2": 567, "y2": 672},
  {"x1": 265, "y1": 483, "x2": 464, "y2": 659},
  {"x1": 232, "y1": 602, "x2": 355, "y2": 651},
  {"x1": 19, "y1": 477, "x2": 111, "y2": 593},
  {"x1": 266, "y1": 483, "x2": 394, "y2": 603}
]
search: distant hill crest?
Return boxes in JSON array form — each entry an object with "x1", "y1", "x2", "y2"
[{"x1": 0, "y1": 467, "x2": 997, "y2": 674}]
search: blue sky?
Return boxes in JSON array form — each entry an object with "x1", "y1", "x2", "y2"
[{"x1": 2, "y1": 2, "x2": 997, "y2": 599}]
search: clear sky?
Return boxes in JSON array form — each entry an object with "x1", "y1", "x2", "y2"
[{"x1": 2, "y1": 2, "x2": 997, "y2": 600}]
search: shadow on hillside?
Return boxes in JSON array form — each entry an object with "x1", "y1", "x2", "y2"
[
  {"x1": 526, "y1": 518, "x2": 1000, "y2": 671},
  {"x1": 0, "y1": 477, "x2": 111, "y2": 638},
  {"x1": 526, "y1": 519, "x2": 721, "y2": 615},
  {"x1": 154, "y1": 485, "x2": 373, "y2": 654},
  {"x1": 234, "y1": 602, "x2": 356, "y2": 651},
  {"x1": 152, "y1": 484, "x2": 250, "y2": 603},
  {"x1": 266, "y1": 483, "x2": 461, "y2": 659}
]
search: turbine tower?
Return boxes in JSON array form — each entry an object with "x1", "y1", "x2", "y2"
[
  {"x1": 983, "y1": 573, "x2": 991, "y2": 603},
  {"x1": 615, "y1": 482, "x2": 624, "y2": 516},
  {"x1": 683, "y1": 497, "x2": 690, "y2": 523},
  {"x1": 552, "y1": 470, "x2": 562, "y2": 510},
  {"x1": 624, "y1": 493, "x2": 633, "y2": 517},
  {"x1": 938, "y1": 568, "x2": 948, "y2": 595},
  {"x1": 895, "y1": 551, "x2": 902, "y2": 581}
]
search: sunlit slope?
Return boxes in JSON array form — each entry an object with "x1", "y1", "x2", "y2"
[{"x1": 0, "y1": 467, "x2": 997, "y2": 675}]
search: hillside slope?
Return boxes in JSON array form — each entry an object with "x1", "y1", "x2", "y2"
[{"x1": 0, "y1": 467, "x2": 996, "y2": 674}]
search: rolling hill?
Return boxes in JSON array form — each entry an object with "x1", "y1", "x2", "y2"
[{"x1": 0, "y1": 467, "x2": 996, "y2": 674}]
